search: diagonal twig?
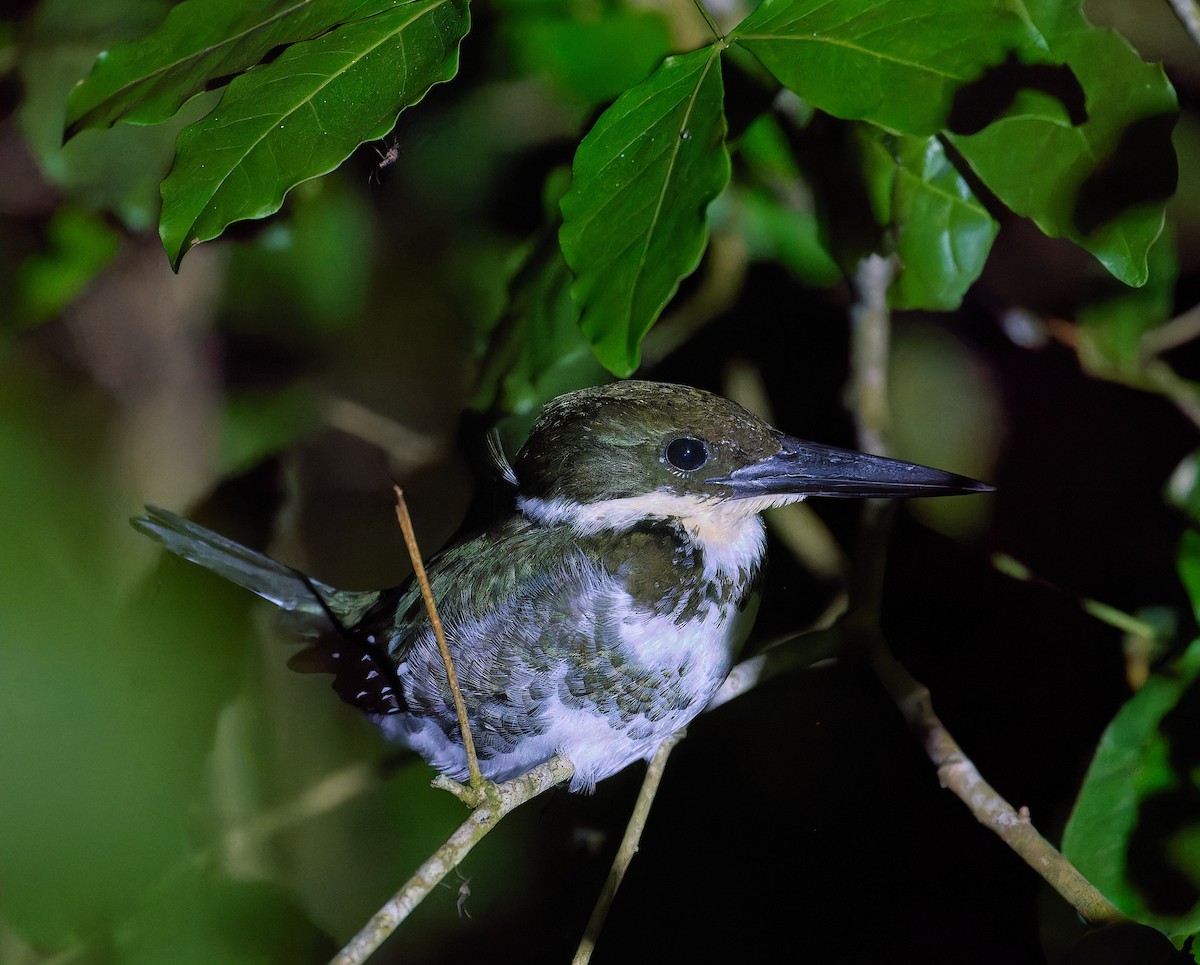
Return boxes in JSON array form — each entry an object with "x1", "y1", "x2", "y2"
[
  {"x1": 844, "y1": 255, "x2": 1124, "y2": 926},
  {"x1": 571, "y1": 732, "x2": 685, "y2": 965},
  {"x1": 393, "y1": 485, "x2": 486, "y2": 795},
  {"x1": 330, "y1": 755, "x2": 575, "y2": 965}
]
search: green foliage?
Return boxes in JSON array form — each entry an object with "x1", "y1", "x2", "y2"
[
  {"x1": 495, "y1": 0, "x2": 673, "y2": 108},
  {"x1": 16, "y1": 205, "x2": 119, "y2": 326},
  {"x1": 857, "y1": 128, "x2": 997, "y2": 310},
  {"x1": 63, "y1": 0, "x2": 399, "y2": 136},
  {"x1": 945, "y1": 1, "x2": 1177, "y2": 287},
  {"x1": 729, "y1": 0, "x2": 1031, "y2": 135},
  {"x1": 156, "y1": 0, "x2": 469, "y2": 268},
  {"x1": 1063, "y1": 594, "x2": 1200, "y2": 936},
  {"x1": 49, "y1": 0, "x2": 1178, "y2": 373},
  {"x1": 559, "y1": 46, "x2": 730, "y2": 376},
  {"x1": 1062, "y1": 487, "x2": 1200, "y2": 939},
  {"x1": 4, "y1": 0, "x2": 1197, "y2": 958},
  {"x1": 473, "y1": 233, "x2": 610, "y2": 418}
]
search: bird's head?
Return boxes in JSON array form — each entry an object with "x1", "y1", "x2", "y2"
[{"x1": 512, "y1": 381, "x2": 990, "y2": 537}]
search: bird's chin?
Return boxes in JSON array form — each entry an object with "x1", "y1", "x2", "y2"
[{"x1": 721, "y1": 492, "x2": 810, "y2": 516}]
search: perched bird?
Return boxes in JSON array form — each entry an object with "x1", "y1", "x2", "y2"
[{"x1": 133, "y1": 381, "x2": 990, "y2": 791}]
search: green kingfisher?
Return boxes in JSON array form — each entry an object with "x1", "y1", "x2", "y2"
[{"x1": 134, "y1": 381, "x2": 990, "y2": 791}]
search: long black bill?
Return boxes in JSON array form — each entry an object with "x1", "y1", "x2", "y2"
[{"x1": 708, "y1": 434, "x2": 994, "y2": 499}]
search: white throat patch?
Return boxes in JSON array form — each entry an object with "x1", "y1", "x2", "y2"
[{"x1": 518, "y1": 489, "x2": 805, "y2": 581}]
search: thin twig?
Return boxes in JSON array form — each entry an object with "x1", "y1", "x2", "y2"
[
  {"x1": 990, "y1": 553, "x2": 1159, "y2": 640},
  {"x1": 1140, "y1": 301, "x2": 1200, "y2": 358},
  {"x1": 866, "y1": 641, "x2": 1124, "y2": 924},
  {"x1": 393, "y1": 485, "x2": 485, "y2": 794},
  {"x1": 844, "y1": 255, "x2": 1125, "y2": 926},
  {"x1": 706, "y1": 628, "x2": 843, "y2": 712},
  {"x1": 690, "y1": 0, "x2": 728, "y2": 46},
  {"x1": 331, "y1": 755, "x2": 576, "y2": 965},
  {"x1": 572, "y1": 733, "x2": 685, "y2": 965},
  {"x1": 1166, "y1": 0, "x2": 1200, "y2": 46}
]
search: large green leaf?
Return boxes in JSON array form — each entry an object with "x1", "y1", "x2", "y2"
[
  {"x1": 946, "y1": 3, "x2": 1177, "y2": 287},
  {"x1": 64, "y1": 0, "x2": 393, "y2": 140},
  {"x1": 1063, "y1": 630, "x2": 1200, "y2": 937},
  {"x1": 559, "y1": 45, "x2": 730, "y2": 376},
  {"x1": 857, "y1": 127, "x2": 998, "y2": 310},
  {"x1": 730, "y1": 0, "x2": 1033, "y2": 136},
  {"x1": 159, "y1": 0, "x2": 468, "y2": 269}
]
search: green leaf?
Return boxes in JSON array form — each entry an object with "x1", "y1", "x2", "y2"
[
  {"x1": 730, "y1": 0, "x2": 1033, "y2": 136},
  {"x1": 64, "y1": 0, "x2": 395, "y2": 140},
  {"x1": 159, "y1": 0, "x2": 469, "y2": 269},
  {"x1": 1181, "y1": 531, "x2": 1200, "y2": 624},
  {"x1": 857, "y1": 127, "x2": 998, "y2": 310},
  {"x1": 559, "y1": 45, "x2": 730, "y2": 376},
  {"x1": 726, "y1": 115, "x2": 838, "y2": 286},
  {"x1": 495, "y1": 0, "x2": 673, "y2": 108},
  {"x1": 225, "y1": 179, "x2": 376, "y2": 333},
  {"x1": 1075, "y1": 232, "x2": 1178, "y2": 386},
  {"x1": 1063, "y1": 633, "x2": 1200, "y2": 937},
  {"x1": 472, "y1": 233, "x2": 609, "y2": 418},
  {"x1": 946, "y1": 4, "x2": 1178, "y2": 287},
  {"x1": 14, "y1": 205, "x2": 119, "y2": 329}
]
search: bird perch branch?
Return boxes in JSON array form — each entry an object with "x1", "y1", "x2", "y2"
[
  {"x1": 844, "y1": 255, "x2": 1124, "y2": 926},
  {"x1": 331, "y1": 755, "x2": 576, "y2": 965}
]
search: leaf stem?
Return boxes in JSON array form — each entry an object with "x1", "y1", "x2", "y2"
[
  {"x1": 393, "y1": 485, "x2": 485, "y2": 794},
  {"x1": 691, "y1": 0, "x2": 727, "y2": 46}
]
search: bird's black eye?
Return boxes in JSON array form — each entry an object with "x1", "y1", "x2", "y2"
[{"x1": 665, "y1": 437, "x2": 710, "y2": 472}]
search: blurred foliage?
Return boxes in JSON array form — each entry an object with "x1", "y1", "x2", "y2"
[{"x1": 2, "y1": 0, "x2": 1200, "y2": 960}]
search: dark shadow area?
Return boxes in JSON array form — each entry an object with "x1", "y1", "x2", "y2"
[{"x1": 948, "y1": 53, "x2": 1087, "y2": 135}]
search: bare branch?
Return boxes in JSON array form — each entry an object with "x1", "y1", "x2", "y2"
[
  {"x1": 572, "y1": 733, "x2": 685, "y2": 965},
  {"x1": 865, "y1": 641, "x2": 1124, "y2": 925},
  {"x1": 845, "y1": 255, "x2": 1124, "y2": 926},
  {"x1": 331, "y1": 755, "x2": 575, "y2": 965},
  {"x1": 1166, "y1": 0, "x2": 1200, "y2": 47}
]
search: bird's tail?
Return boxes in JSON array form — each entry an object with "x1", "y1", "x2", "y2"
[
  {"x1": 134, "y1": 506, "x2": 404, "y2": 716},
  {"x1": 132, "y1": 506, "x2": 372, "y2": 627}
]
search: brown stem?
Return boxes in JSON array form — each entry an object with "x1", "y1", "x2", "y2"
[{"x1": 393, "y1": 486, "x2": 485, "y2": 793}]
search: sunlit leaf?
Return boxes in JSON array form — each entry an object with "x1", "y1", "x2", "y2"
[
  {"x1": 159, "y1": 0, "x2": 469, "y2": 269},
  {"x1": 946, "y1": 3, "x2": 1178, "y2": 287},
  {"x1": 64, "y1": 0, "x2": 394, "y2": 140},
  {"x1": 559, "y1": 45, "x2": 730, "y2": 376},
  {"x1": 730, "y1": 0, "x2": 1033, "y2": 136},
  {"x1": 857, "y1": 127, "x2": 997, "y2": 310}
]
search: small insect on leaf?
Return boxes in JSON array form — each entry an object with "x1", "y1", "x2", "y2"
[{"x1": 371, "y1": 139, "x2": 401, "y2": 183}]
